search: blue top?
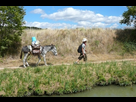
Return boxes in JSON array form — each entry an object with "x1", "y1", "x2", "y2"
[{"x1": 32, "y1": 37, "x2": 36, "y2": 42}]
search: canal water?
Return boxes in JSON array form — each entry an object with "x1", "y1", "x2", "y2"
[{"x1": 39, "y1": 84, "x2": 136, "y2": 97}]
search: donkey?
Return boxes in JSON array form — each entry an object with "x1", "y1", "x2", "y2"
[{"x1": 20, "y1": 44, "x2": 57, "y2": 68}]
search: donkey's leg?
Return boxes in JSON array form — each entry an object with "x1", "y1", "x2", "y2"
[
  {"x1": 43, "y1": 54, "x2": 48, "y2": 66},
  {"x1": 36, "y1": 54, "x2": 41, "y2": 66},
  {"x1": 23, "y1": 53, "x2": 28, "y2": 68},
  {"x1": 26, "y1": 53, "x2": 30, "y2": 67}
]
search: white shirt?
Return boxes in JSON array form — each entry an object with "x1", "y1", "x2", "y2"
[
  {"x1": 32, "y1": 41, "x2": 36, "y2": 46},
  {"x1": 82, "y1": 43, "x2": 86, "y2": 54}
]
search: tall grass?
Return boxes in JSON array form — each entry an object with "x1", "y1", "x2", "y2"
[
  {"x1": 21, "y1": 28, "x2": 114, "y2": 55},
  {"x1": 20, "y1": 28, "x2": 136, "y2": 58}
]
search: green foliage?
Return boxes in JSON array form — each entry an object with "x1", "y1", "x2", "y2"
[
  {"x1": 114, "y1": 29, "x2": 136, "y2": 55},
  {"x1": 24, "y1": 26, "x2": 42, "y2": 30},
  {"x1": 34, "y1": 88, "x2": 44, "y2": 96},
  {"x1": 0, "y1": 6, "x2": 26, "y2": 57},
  {"x1": 17, "y1": 86, "x2": 28, "y2": 97},
  {"x1": 123, "y1": 41, "x2": 136, "y2": 53},
  {"x1": 94, "y1": 40, "x2": 99, "y2": 47},
  {"x1": 34, "y1": 67, "x2": 42, "y2": 73},
  {"x1": 120, "y1": 6, "x2": 136, "y2": 28}
]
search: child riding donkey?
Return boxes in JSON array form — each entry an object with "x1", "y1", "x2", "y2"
[
  {"x1": 28, "y1": 37, "x2": 42, "y2": 55},
  {"x1": 20, "y1": 36, "x2": 57, "y2": 68}
]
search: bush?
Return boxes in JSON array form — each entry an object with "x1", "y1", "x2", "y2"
[
  {"x1": 0, "y1": 6, "x2": 26, "y2": 57},
  {"x1": 123, "y1": 41, "x2": 136, "y2": 53}
]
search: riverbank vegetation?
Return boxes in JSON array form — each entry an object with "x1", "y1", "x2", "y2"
[{"x1": 0, "y1": 60, "x2": 136, "y2": 97}]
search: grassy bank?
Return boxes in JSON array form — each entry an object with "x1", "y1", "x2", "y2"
[{"x1": 0, "y1": 60, "x2": 136, "y2": 97}]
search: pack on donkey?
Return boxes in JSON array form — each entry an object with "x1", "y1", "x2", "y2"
[
  {"x1": 20, "y1": 37, "x2": 58, "y2": 68},
  {"x1": 31, "y1": 37, "x2": 42, "y2": 55}
]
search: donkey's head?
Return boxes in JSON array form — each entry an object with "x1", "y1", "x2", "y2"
[{"x1": 50, "y1": 44, "x2": 57, "y2": 56}]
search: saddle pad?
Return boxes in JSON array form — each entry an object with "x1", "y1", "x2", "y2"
[{"x1": 33, "y1": 50, "x2": 40, "y2": 54}]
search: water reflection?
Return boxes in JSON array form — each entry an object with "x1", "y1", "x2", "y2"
[{"x1": 47, "y1": 85, "x2": 136, "y2": 97}]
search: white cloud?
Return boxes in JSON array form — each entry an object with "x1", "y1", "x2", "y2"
[
  {"x1": 24, "y1": 21, "x2": 112, "y2": 29},
  {"x1": 40, "y1": 7, "x2": 122, "y2": 24},
  {"x1": 77, "y1": 21, "x2": 110, "y2": 28},
  {"x1": 41, "y1": 7, "x2": 101, "y2": 23},
  {"x1": 77, "y1": 21, "x2": 92, "y2": 27},
  {"x1": 105, "y1": 16, "x2": 123, "y2": 24},
  {"x1": 24, "y1": 21, "x2": 73, "y2": 29},
  {"x1": 31, "y1": 8, "x2": 45, "y2": 14},
  {"x1": 29, "y1": 7, "x2": 124, "y2": 29},
  {"x1": 110, "y1": 23, "x2": 119, "y2": 29},
  {"x1": 92, "y1": 22, "x2": 109, "y2": 28}
]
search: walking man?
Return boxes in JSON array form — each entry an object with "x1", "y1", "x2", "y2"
[{"x1": 75, "y1": 38, "x2": 87, "y2": 64}]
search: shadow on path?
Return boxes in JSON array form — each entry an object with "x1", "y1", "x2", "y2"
[{"x1": 19, "y1": 62, "x2": 54, "y2": 67}]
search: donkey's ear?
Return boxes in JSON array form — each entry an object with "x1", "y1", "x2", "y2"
[{"x1": 51, "y1": 45, "x2": 54, "y2": 49}]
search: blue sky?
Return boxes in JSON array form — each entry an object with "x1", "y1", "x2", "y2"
[{"x1": 23, "y1": 6, "x2": 131, "y2": 29}]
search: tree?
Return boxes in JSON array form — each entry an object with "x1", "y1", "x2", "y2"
[
  {"x1": 120, "y1": 6, "x2": 136, "y2": 28},
  {"x1": 0, "y1": 6, "x2": 26, "y2": 57}
]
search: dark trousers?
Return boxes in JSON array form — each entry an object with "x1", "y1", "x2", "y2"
[{"x1": 78, "y1": 53, "x2": 87, "y2": 61}]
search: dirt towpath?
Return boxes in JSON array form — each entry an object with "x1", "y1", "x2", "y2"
[{"x1": 0, "y1": 58, "x2": 135, "y2": 70}]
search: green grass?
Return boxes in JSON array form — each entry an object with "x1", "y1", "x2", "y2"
[{"x1": 0, "y1": 61, "x2": 136, "y2": 97}]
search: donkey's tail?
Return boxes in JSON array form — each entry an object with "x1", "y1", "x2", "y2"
[{"x1": 20, "y1": 49, "x2": 23, "y2": 59}]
